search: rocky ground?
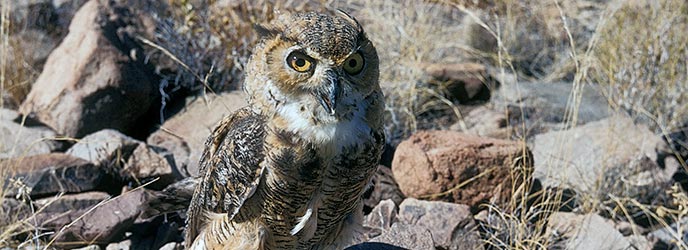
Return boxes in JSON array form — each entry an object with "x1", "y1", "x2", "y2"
[{"x1": 1, "y1": 0, "x2": 688, "y2": 250}]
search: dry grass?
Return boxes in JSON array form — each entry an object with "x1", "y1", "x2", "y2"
[
  {"x1": 593, "y1": 0, "x2": 688, "y2": 134},
  {"x1": 347, "y1": 1, "x2": 473, "y2": 143}
]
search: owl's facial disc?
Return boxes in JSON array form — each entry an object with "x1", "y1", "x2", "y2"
[{"x1": 312, "y1": 69, "x2": 340, "y2": 116}]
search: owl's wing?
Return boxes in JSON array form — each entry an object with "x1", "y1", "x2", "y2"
[{"x1": 185, "y1": 107, "x2": 267, "y2": 244}]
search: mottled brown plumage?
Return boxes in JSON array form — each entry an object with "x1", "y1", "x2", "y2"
[{"x1": 185, "y1": 10, "x2": 385, "y2": 250}]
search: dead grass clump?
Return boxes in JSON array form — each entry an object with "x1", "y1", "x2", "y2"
[
  {"x1": 593, "y1": 0, "x2": 688, "y2": 134},
  {"x1": 461, "y1": 0, "x2": 600, "y2": 81},
  {"x1": 349, "y1": 1, "x2": 469, "y2": 144},
  {"x1": 1, "y1": 37, "x2": 42, "y2": 108}
]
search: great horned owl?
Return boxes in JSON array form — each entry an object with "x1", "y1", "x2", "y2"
[{"x1": 185, "y1": 10, "x2": 385, "y2": 250}]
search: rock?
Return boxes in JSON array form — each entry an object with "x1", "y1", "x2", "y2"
[
  {"x1": 392, "y1": 130, "x2": 533, "y2": 209},
  {"x1": 547, "y1": 212, "x2": 630, "y2": 250},
  {"x1": 363, "y1": 165, "x2": 405, "y2": 214},
  {"x1": 66, "y1": 129, "x2": 141, "y2": 166},
  {"x1": 67, "y1": 129, "x2": 180, "y2": 188},
  {"x1": 2, "y1": 153, "x2": 107, "y2": 197},
  {"x1": 52, "y1": 188, "x2": 151, "y2": 247},
  {"x1": 0, "y1": 108, "x2": 62, "y2": 159},
  {"x1": 105, "y1": 239, "x2": 132, "y2": 250},
  {"x1": 147, "y1": 91, "x2": 247, "y2": 177},
  {"x1": 625, "y1": 235, "x2": 652, "y2": 250},
  {"x1": 32, "y1": 192, "x2": 111, "y2": 233},
  {"x1": 369, "y1": 223, "x2": 435, "y2": 250},
  {"x1": 648, "y1": 217, "x2": 688, "y2": 248},
  {"x1": 494, "y1": 81, "x2": 610, "y2": 136},
  {"x1": 34, "y1": 191, "x2": 110, "y2": 214},
  {"x1": 363, "y1": 199, "x2": 398, "y2": 239},
  {"x1": 0, "y1": 109, "x2": 20, "y2": 121},
  {"x1": 532, "y1": 115, "x2": 672, "y2": 198},
  {"x1": 123, "y1": 144, "x2": 180, "y2": 189},
  {"x1": 19, "y1": 0, "x2": 157, "y2": 138},
  {"x1": 614, "y1": 221, "x2": 646, "y2": 236},
  {"x1": 424, "y1": 63, "x2": 494, "y2": 103},
  {"x1": 396, "y1": 198, "x2": 482, "y2": 250},
  {"x1": 450, "y1": 105, "x2": 509, "y2": 139}
]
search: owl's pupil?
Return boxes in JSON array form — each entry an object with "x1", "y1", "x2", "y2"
[
  {"x1": 348, "y1": 59, "x2": 357, "y2": 68},
  {"x1": 295, "y1": 58, "x2": 306, "y2": 67}
]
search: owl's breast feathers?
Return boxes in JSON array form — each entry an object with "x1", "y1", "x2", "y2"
[{"x1": 185, "y1": 105, "x2": 384, "y2": 249}]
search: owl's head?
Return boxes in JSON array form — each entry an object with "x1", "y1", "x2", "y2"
[{"x1": 244, "y1": 11, "x2": 381, "y2": 128}]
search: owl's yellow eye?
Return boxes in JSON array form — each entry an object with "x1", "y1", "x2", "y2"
[
  {"x1": 287, "y1": 52, "x2": 314, "y2": 72},
  {"x1": 343, "y1": 52, "x2": 364, "y2": 75}
]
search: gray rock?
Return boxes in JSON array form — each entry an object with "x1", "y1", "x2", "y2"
[
  {"x1": 0, "y1": 108, "x2": 19, "y2": 121},
  {"x1": 31, "y1": 192, "x2": 111, "y2": 237},
  {"x1": 363, "y1": 199, "x2": 398, "y2": 240},
  {"x1": 19, "y1": 0, "x2": 156, "y2": 138},
  {"x1": 0, "y1": 108, "x2": 61, "y2": 159},
  {"x1": 450, "y1": 105, "x2": 509, "y2": 139},
  {"x1": 532, "y1": 115, "x2": 672, "y2": 199},
  {"x1": 648, "y1": 217, "x2": 688, "y2": 249},
  {"x1": 625, "y1": 235, "x2": 652, "y2": 250},
  {"x1": 34, "y1": 191, "x2": 110, "y2": 214},
  {"x1": 105, "y1": 239, "x2": 132, "y2": 250},
  {"x1": 369, "y1": 223, "x2": 435, "y2": 250},
  {"x1": 123, "y1": 144, "x2": 180, "y2": 188},
  {"x1": 548, "y1": 212, "x2": 630, "y2": 250},
  {"x1": 2, "y1": 153, "x2": 106, "y2": 197},
  {"x1": 147, "y1": 91, "x2": 247, "y2": 177},
  {"x1": 52, "y1": 188, "x2": 151, "y2": 248},
  {"x1": 494, "y1": 80, "x2": 610, "y2": 136},
  {"x1": 66, "y1": 129, "x2": 141, "y2": 166},
  {"x1": 67, "y1": 129, "x2": 180, "y2": 187},
  {"x1": 397, "y1": 198, "x2": 482, "y2": 250}
]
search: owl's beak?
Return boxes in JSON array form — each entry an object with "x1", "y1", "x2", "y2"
[{"x1": 314, "y1": 70, "x2": 340, "y2": 116}]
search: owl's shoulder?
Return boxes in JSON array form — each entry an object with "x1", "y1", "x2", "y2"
[{"x1": 186, "y1": 107, "x2": 268, "y2": 246}]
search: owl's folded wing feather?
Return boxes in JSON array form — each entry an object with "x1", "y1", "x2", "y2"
[{"x1": 185, "y1": 107, "x2": 267, "y2": 245}]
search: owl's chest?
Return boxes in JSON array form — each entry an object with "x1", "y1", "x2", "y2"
[
  {"x1": 264, "y1": 122, "x2": 378, "y2": 188},
  {"x1": 258, "y1": 121, "x2": 383, "y2": 247}
]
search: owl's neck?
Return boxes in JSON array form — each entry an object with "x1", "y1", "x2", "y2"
[
  {"x1": 247, "y1": 79, "x2": 380, "y2": 153},
  {"x1": 271, "y1": 99, "x2": 371, "y2": 151}
]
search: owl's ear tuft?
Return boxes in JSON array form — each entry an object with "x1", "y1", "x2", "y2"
[
  {"x1": 254, "y1": 24, "x2": 281, "y2": 39},
  {"x1": 335, "y1": 9, "x2": 362, "y2": 33}
]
